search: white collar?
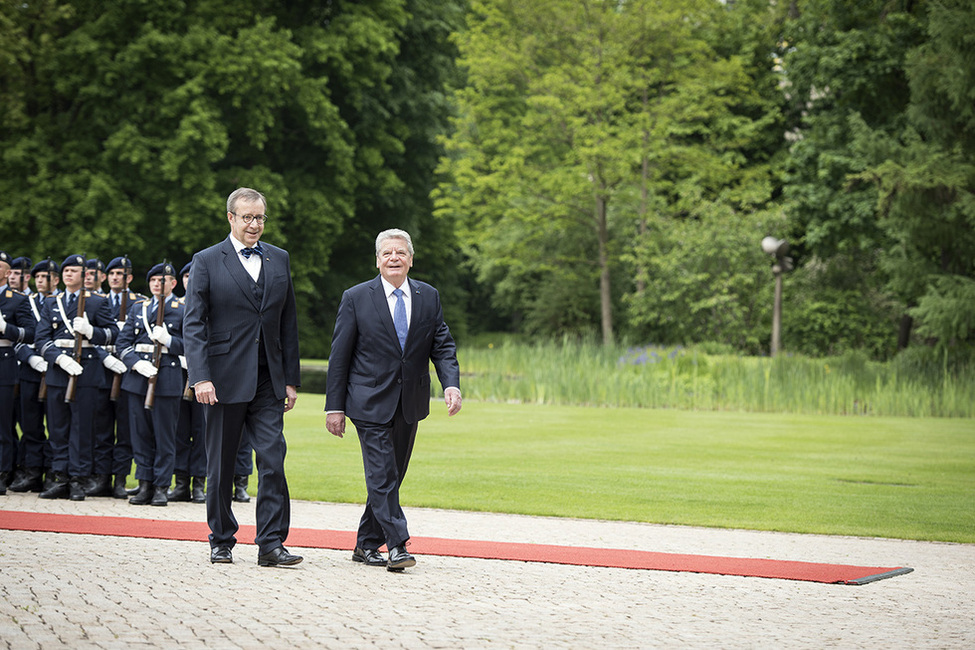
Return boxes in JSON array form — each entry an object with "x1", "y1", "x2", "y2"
[{"x1": 380, "y1": 276, "x2": 410, "y2": 298}]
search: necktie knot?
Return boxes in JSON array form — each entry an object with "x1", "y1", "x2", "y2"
[{"x1": 240, "y1": 244, "x2": 264, "y2": 259}]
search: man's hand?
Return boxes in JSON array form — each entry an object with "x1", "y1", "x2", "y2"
[
  {"x1": 149, "y1": 325, "x2": 172, "y2": 347},
  {"x1": 326, "y1": 412, "x2": 346, "y2": 438},
  {"x1": 72, "y1": 314, "x2": 94, "y2": 338},
  {"x1": 102, "y1": 354, "x2": 126, "y2": 374},
  {"x1": 55, "y1": 355, "x2": 83, "y2": 376},
  {"x1": 444, "y1": 387, "x2": 462, "y2": 416},
  {"x1": 0, "y1": 309, "x2": 6, "y2": 330},
  {"x1": 284, "y1": 385, "x2": 297, "y2": 412},
  {"x1": 28, "y1": 355, "x2": 48, "y2": 373},
  {"x1": 133, "y1": 359, "x2": 157, "y2": 378},
  {"x1": 194, "y1": 380, "x2": 217, "y2": 405}
]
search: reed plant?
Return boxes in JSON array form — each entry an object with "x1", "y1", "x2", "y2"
[{"x1": 453, "y1": 340, "x2": 975, "y2": 417}]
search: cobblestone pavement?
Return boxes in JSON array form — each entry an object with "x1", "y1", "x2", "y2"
[{"x1": 1, "y1": 491, "x2": 973, "y2": 648}]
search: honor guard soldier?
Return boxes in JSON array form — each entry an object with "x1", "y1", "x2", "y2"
[
  {"x1": 170, "y1": 261, "x2": 206, "y2": 503},
  {"x1": 85, "y1": 258, "x2": 107, "y2": 293},
  {"x1": 0, "y1": 252, "x2": 36, "y2": 495},
  {"x1": 8, "y1": 257, "x2": 32, "y2": 294},
  {"x1": 90, "y1": 256, "x2": 144, "y2": 498},
  {"x1": 8, "y1": 260, "x2": 60, "y2": 492},
  {"x1": 35, "y1": 255, "x2": 119, "y2": 500},
  {"x1": 117, "y1": 262, "x2": 185, "y2": 506}
]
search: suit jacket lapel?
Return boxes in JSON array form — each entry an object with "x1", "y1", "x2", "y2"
[
  {"x1": 259, "y1": 247, "x2": 273, "y2": 312},
  {"x1": 220, "y1": 237, "x2": 261, "y2": 311}
]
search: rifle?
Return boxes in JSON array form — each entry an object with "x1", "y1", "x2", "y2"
[
  {"x1": 144, "y1": 290, "x2": 166, "y2": 410},
  {"x1": 109, "y1": 257, "x2": 131, "y2": 401},
  {"x1": 37, "y1": 258, "x2": 56, "y2": 403},
  {"x1": 65, "y1": 257, "x2": 88, "y2": 403}
]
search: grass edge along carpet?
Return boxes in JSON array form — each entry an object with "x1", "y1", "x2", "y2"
[{"x1": 0, "y1": 510, "x2": 912, "y2": 585}]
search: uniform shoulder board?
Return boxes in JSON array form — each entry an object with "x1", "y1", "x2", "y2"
[
  {"x1": 170, "y1": 300, "x2": 179, "y2": 309},
  {"x1": 5, "y1": 290, "x2": 12, "y2": 298},
  {"x1": 128, "y1": 291, "x2": 139, "y2": 301},
  {"x1": 83, "y1": 290, "x2": 91, "y2": 298}
]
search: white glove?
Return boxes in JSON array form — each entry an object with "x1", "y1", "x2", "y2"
[
  {"x1": 56, "y1": 355, "x2": 84, "y2": 376},
  {"x1": 179, "y1": 355, "x2": 187, "y2": 370},
  {"x1": 116, "y1": 320, "x2": 127, "y2": 331},
  {"x1": 133, "y1": 359, "x2": 158, "y2": 378},
  {"x1": 0, "y1": 309, "x2": 7, "y2": 329},
  {"x1": 73, "y1": 314, "x2": 94, "y2": 338},
  {"x1": 149, "y1": 325, "x2": 172, "y2": 347},
  {"x1": 28, "y1": 355, "x2": 49, "y2": 373},
  {"x1": 102, "y1": 354, "x2": 126, "y2": 374}
]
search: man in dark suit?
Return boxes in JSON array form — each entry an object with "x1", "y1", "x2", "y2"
[
  {"x1": 183, "y1": 187, "x2": 302, "y2": 567},
  {"x1": 325, "y1": 228, "x2": 462, "y2": 572}
]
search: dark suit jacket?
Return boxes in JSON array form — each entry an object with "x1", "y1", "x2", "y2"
[
  {"x1": 325, "y1": 275, "x2": 459, "y2": 425},
  {"x1": 183, "y1": 236, "x2": 300, "y2": 404}
]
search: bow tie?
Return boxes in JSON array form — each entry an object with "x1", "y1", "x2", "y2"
[{"x1": 239, "y1": 244, "x2": 264, "y2": 259}]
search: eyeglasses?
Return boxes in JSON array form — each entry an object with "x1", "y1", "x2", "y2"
[{"x1": 231, "y1": 212, "x2": 269, "y2": 225}]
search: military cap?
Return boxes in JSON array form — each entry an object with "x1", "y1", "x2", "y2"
[
  {"x1": 11, "y1": 256, "x2": 32, "y2": 271},
  {"x1": 86, "y1": 258, "x2": 105, "y2": 272},
  {"x1": 0, "y1": 251, "x2": 9, "y2": 266},
  {"x1": 32, "y1": 259, "x2": 60, "y2": 275},
  {"x1": 146, "y1": 261, "x2": 177, "y2": 283},
  {"x1": 179, "y1": 262, "x2": 192, "y2": 277},
  {"x1": 61, "y1": 254, "x2": 87, "y2": 270},
  {"x1": 106, "y1": 256, "x2": 133, "y2": 272}
]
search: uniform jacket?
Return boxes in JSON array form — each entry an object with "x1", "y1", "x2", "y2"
[
  {"x1": 14, "y1": 293, "x2": 45, "y2": 383},
  {"x1": 34, "y1": 290, "x2": 118, "y2": 389},
  {"x1": 1, "y1": 285, "x2": 35, "y2": 387},
  {"x1": 117, "y1": 295, "x2": 185, "y2": 398},
  {"x1": 183, "y1": 236, "x2": 300, "y2": 404},
  {"x1": 325, "y1": 275, "x2": 460, "y2": 425}
]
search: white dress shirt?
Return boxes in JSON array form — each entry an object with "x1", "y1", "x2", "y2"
[
  {"x1": 380, "y1": 276, "x2": 412, "y2": 329},
  {"x1": 229, "y1": 234, "x2": 263, "y2": 282}
]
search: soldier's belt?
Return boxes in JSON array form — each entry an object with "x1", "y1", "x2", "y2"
[
  {"x1": 135, "y1": 344, "x2": 169, "y2": 354},
  {"x1": 54, "y1": 339, "x2": 93, "y2": 349}
]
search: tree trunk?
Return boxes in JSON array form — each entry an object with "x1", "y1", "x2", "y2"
[{"x1": 597, "y1": 194, "x2": 613, "y2": 346}]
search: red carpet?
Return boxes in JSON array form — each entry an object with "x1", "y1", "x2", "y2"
[{"x1": 0, "y1": 510, "x2": 912, "y2": 585}]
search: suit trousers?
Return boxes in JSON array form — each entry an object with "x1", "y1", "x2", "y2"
[
  {"x1": 46, "y1": 384, "x2": 98, "y2": 477},
  {"x1": 352, "y1": 402, "x2": 418, "y2": 551},
  {"x1": 204, "y1": 365, "x2": 291, "y2": 554},
  {"x1": 0, "y1": 385, "x2": 15, "y2": 473}
]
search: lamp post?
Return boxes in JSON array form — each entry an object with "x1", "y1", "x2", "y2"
[{"x1": 761, "y1": 237, "x2": 793, "y2": 357}]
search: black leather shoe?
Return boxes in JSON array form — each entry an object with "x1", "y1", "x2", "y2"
[
  {"x1": 129, "y1": 480, "x2": 153, "y2": 505},
  {"x1": 0, "y1": 471, "x2": 9, "y2": 495},
  {"x1": 85, "y1": 474, "x2": 113, "y2": 497},
  {"x1": 232, "y1": 475, "x2": 250, "y2": 502},
  {"x1": 352, "y1": 547, "x2": 387, "y2": 567},
  {"x1": 39, "y1": 474, "x2": 69, "y2": 499},
  {"x1": 150, "y1": 485, "x2": 168, "y2": 506},
  {"x1": 258, "y1": 546, "x2": 303, "y2": 567},
  {"x1": 210, "y1": 546, "x2": 233, "y2": 564},
  {"x1": 191, "y1": 476, "x2": 206, "y2": 503},
  {"x1": 69, "y1": 477, "x2": 87, "y2": 501},
  {"x1": 167, "y1": 474, "x2": 191, "y2": 501},
  {"x1": 387, "y1": 545, "x2": 416, "y2": 572},
  {"x1": 112, "y1": 475, "x2": 129, "y2": 499},
  {"x1": 9, "y1": 468, "x2": 44, "y2": 493}
]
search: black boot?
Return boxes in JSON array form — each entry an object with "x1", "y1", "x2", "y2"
[
  {"x1": 233, "y1": 475, "x2": 250, "y2": 503},
  {"x1": 9, "y1": 467, "x2": 44, "y2": 493},
  {"x1": 150, "y1": 485, "x2": 168, "y2": 506},
  {"x1": 69, "y1": 477, "x2": 87, "y2": 501},
  {"x1": 191, "y1": 476, "x2": 206, "y2": 503},
  {"x1": 113, "y1": 474, "x2": 129, "y2": 499},
  {"x1": 84, "y1": 473, "x2": 113, "y2": 497},
  {"x1": 0, "y1": 471, "x2": 9, "y2": 495},
  {"x1": 167, "y1": 474, "x2": 191, "y2": 502},
  {"x1": 128, "y1": 480, "x2": 153, "y2": 505},
  {"x1": 40, "y1": 473, "x2": 68, "y2": 499}
]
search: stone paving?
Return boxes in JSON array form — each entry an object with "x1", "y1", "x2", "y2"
[{"x1": 1, "y1": 491, "x2": 973, "y2": 648}]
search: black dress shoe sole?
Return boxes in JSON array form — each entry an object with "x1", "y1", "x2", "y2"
[
  {"x1": 352, "y1": 552, "x2": 387, "y2": 567},
  {"x1": 258, "y1": 555, "x2": 303, "y2": 567},
  {"x1": 387, "y1": 557, "x2": 416, "y2": 571},
  {"x1": 210, "y1": 555, "x2": 233, "y2": 564}
]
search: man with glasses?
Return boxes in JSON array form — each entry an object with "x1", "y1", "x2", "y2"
[{"x1": 184, "y1": 187, "x2": 302, "y2": 567}]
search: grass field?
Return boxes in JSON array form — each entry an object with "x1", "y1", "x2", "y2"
[{"x1": 281, "y1": 393, "x2": 975, "y2": 544}]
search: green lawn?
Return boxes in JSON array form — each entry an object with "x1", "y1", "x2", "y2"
[{"x1": 282, "y1": 394, "x2": 975, "y2": 543}]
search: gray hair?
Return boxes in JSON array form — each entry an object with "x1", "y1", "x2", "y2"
[
  {"x1": 227, "y1": 187, "x2": 267, "y2": 214},
  {"x1": 375, "y1": 229, "x2": 414, "y2": 256}
]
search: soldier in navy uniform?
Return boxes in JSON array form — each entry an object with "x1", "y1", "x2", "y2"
[
  {"x1": 9, "y1": 260, "x2": 52, "y2": 493},
  {"x1": 7, "y1": 257, "x2": 31, "y2": 293},
  {"x1": 117, "y1": 262, "x2": 185, "y2": 507},
  {"x1": 0, "y1": 252, "x2": 36, "y2": 495},
  {"x1": 8, "y1": 260, "x2": 60, "y2": 492},
  {"x1": 90, "y1": 256, "x2": 144, "y2": 498},
  {"x1": 35, "y1": 255, "x2": 119, "y2": 500},
  {"x1": 169, "y1": 261, "x2": 207, "y2": 503}
]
